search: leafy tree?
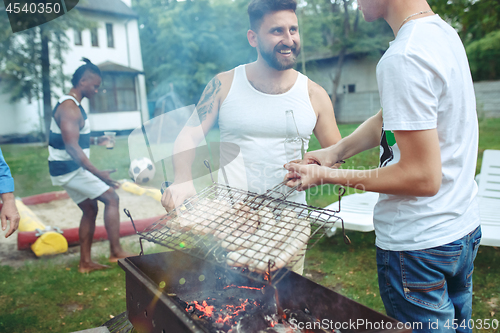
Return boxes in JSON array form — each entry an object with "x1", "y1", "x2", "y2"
[
  {"x1": 428, "y1": 0, "x2": 500, "y2": 81},
  {"x1": 466, "y1": 30, "x2": 500, "y2": 81},
  {"x1": 0, "y1": 9, "x2": 92, "y2": 141},
  {"x1": 133, "y1": 0, "x2": 254, "y2": 105}
]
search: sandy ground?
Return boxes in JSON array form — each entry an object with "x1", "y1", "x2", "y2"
[{"x1": 0, "y1": 188, "x2": 167, "y2": 268}]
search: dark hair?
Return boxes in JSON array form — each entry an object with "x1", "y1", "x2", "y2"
[
  {"x1": 71, "y1": 58, "x2": 101, "y2": 87},
  {"x1": 248, "y1": 0, "x2": 297, "y2": 31}
]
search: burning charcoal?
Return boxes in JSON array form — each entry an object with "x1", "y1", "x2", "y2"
[
  {"x1": 212, "y1": 321, "x2": 225, "y2": 330},
  {"x1": 172, "y1": 296, "x2": 190, "y2": 310},
  {"x1": 260, "y1": 324, "x2": 303, "y2": 333},
  {"x1": 284, "y1": 309, "x2": 333, "y2": 333},
  {"x1": 234, "y1": 312, "x2": 269, "y2": 333}
]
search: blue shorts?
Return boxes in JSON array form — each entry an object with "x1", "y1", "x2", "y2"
[{"x1": 376, "y1": 226, "x2": 481, "y2": 333}]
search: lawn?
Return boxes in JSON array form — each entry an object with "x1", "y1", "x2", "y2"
[{"x1": 1, "y1": 119, "x2": 499, "y2": 332}]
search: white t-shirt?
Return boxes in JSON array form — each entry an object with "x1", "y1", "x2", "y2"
[{"x1": 374, "y1": 15, "x2": 480, "y2": 251}]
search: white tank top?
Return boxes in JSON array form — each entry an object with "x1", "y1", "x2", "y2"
[{"x1": 218, "y1": 65, "x2": 317, "y2": 204}]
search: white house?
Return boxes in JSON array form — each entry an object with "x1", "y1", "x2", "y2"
[{"x1": 0, "y1": 0, "x2": 149, "y2": 140}]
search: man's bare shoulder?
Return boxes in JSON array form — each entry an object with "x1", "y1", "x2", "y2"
[
  {"x1": 216, "y1": 69, "x2": 235, "y2": 87},
  {"x1": 55, "y1": 99, "x2": 83, "y2": 123},
  {"x1": 307, "y1": 78, "x2": 329, "y2": 99},
  {"x1": 215, "y1": 69, "x2": 235, "y2": 102}
]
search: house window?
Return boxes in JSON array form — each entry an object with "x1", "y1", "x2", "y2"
[
  {"x1": 90, "y1": 74, "x2": 137, "y2": 113},
  {"x1": 91, "y1": 27, "x2": 99, "y2": 47},
  {"x1": 106, "y1": 23, "x2": 114, "y2": 48},
  {"x1": 348, "y1": 84, "x2": 356, "y2": 93},
  {"x1": 74, "y1": 29, "x2": 82, "y2": 46}
]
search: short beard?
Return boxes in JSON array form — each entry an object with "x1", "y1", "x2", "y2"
[{"x1": 259, "y1": 43, "x2": 300, "y2": 71}]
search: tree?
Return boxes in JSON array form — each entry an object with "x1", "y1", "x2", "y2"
[
  {"x1": 466, "y1": 30, "x2": 500, "y2": 81},
  {"x1": 133, "y1": 0, "x2": 254, "y2": 105},
  {"x1": 0, "y1": 9, "x2": 92, "y2": 141},
  {"x1": 428, "y1": 0, "x2": 500, "y2": 81},
  {"x1": 300, "y1": 0, "x2": 392, "y2": 106}
]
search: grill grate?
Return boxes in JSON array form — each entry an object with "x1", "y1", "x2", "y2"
[{"x1": 127, "y1": 180, "x2": 346, "y2": 285}]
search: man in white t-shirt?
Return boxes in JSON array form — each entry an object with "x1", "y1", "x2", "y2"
[{"x1": 285, "y1": 0, "x2": 481, "y2": 331}]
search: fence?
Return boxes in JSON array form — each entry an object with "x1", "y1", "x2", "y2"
[
  {"x1": 334, "y1": 91, "x2": 380, "y2": 124},
  {"x1": 474, "y1": 81, "x2": 500, "y2": 118},
  {"x1": 334, "y1": 80, "x2": 500, "y2": 123}
]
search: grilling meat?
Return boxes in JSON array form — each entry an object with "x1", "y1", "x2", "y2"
[
  {"x1": 165, "y1": 199, "x2": 311, "y2": 273},
  {"x1": 225, "y1": 210, "x2": 310, "y2": 273}
]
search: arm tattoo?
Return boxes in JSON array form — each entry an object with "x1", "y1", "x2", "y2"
[{"x1": 194, "y1": 77, "x2": 221, "y2": 124}]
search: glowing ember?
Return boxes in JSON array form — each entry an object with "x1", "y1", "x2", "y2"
[
  {"x1": 175, "y1": 283, "x2": 332, "y2": 332},
  {"x1": 223, "y1": 284, "x2": 263, "y2": 290},
  {"x1": 191, "y1": 300, "x2": 214, "y2": 317},
  {"x1": 185, "y1": 296, "x2": 261, "y2": 327}
]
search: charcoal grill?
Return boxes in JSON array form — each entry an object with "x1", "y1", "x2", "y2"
[
  {"x1": 120, "y1": 162, "x2": 410, "y2": 332},
  {"x1": 118, "y1": 251, "x2": 412, "y2": 333},
  {"x1": 127, "y1": 166, "x2": 349, "y2": 285}
]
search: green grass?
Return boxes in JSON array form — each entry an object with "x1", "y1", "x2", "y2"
[
  {"x1": 0, "y1": 261, "x2": 126, "y2": 332},
  {"x1": 305, "y1": 123, "x2": 380, "y2": 208},
  {"x1": 0, "y1": 243, "x2": 170, "y2": 333},
  {"x1": 1, "y1": 120, "x2": 500, "y2": 332}
]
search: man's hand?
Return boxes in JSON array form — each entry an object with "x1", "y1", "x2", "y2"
[
  {"x1": 1, "y1": 193, "x2": 20, "y2": 238},
  {"x1": 97, "y1": 169, "x2": 120, "y2": 189},
  {"x1": 96, "y1": 135, "x2": 109, "y2": 146},
  {"x1": 284, "y1": 163, "x2": 333, "y2": 191},
  {"x1": 161, "y1": 181, "x2": 197, "y2": 213},
  {"x1": 301, "y1": 146, "x2": 342, "y2": 167}
]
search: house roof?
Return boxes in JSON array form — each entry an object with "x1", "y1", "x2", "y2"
[
  {"x1": 76, "y1": 0, "x2": 138, "y2": 18},
  {"x1": 98, "y1": 61, "x2": 144, "y2": 75}
]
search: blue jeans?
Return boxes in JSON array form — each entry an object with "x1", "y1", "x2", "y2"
[{"x1": 376, "y1": 226, "x2": 481, "y2": 333}]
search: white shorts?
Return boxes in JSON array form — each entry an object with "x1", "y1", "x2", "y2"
[{"x1": 62, "y1": 168, "x2": 110, "y2": 204}]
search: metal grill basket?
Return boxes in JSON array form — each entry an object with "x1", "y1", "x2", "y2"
[{"x1": 126, "y1": 166, "x2": 347, "y2": 285}]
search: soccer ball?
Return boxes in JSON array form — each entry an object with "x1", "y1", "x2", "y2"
[{"x1": 129, "y1": 157, "x2": 156, "y2": 184}]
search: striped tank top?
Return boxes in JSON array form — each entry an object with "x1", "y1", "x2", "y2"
[{"x1": 48, "y1": 95, "x2": 91, "y2": 186}]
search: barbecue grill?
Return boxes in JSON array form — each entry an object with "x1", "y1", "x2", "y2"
[
  {"x1": 119, "y1": 251, "x2": 412, "y2": 333},
  {"x1": 119, "y1": 162, "x2": 411, "y2": 332}
]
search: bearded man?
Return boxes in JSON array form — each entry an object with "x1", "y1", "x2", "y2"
[
  {"x1": 162, "y1": 0, "x2": 341, "y2": 208},
  {"x1": 161, "y1": 0, "x2": 341, "y2": 274}
]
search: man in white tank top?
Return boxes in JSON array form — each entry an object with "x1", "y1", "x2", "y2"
[
  {"x1": 162, "y1": 0, "x2": 341, "y2": 211},
  {"x1": 161, "y1": 0, "x2": 342, "y2": 275},
  {"x1": 285, "y1": 0, "x2": 481, "y2": 330}
]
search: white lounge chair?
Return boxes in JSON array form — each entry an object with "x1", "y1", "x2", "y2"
[
  {"x1": 324, "y1": 191, "x2": 378, "y2": 235},
  {"x1": 477, "y1": 149, "x2": 500, "y2": 247},
  {"x1": 323, "y1": 149, "x2": 500, "y2": 244}
]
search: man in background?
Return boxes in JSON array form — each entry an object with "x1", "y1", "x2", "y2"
[
  {"x1": 285, "y1": 0, "x2": 481, "y2": 330},
  {"x1": 48, "y1": 58, "x2": 133, "y2": 273},
  {"x1": 0, "y1": 147, "x2": 19, "y2": 238}
]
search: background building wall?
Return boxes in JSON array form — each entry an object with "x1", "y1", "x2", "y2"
[{"x1": 0, "y1": 2, "x2": 148, "y2": 139}]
